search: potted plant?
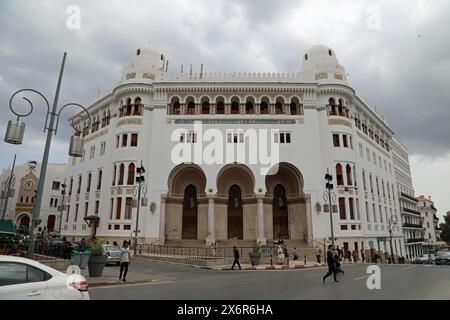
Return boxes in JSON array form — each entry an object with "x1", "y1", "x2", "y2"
[
  {"x1": 249, "y1": 241, "x2": 262, "y2": 266},
  {"x1": 87, "y1": 239, "x2": 107, "y2": 277}
]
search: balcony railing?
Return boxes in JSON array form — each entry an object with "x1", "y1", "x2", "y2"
[
  {"x1": 400, "y1": 192, "x2": 418, "y2": 203},
  {"x1": 403, "y1": 207, "x2": 421, "y2": 216},
  {"x1": 407, "y1": 238, "x2": 424, "y2": 243},
  {"x1": 402, "y1": 223, "x2": 422, "y2": 229}
]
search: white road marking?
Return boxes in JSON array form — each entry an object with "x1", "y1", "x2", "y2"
[
  {"x1": 402, "y1": 266, "x2": 415, "y2": 270},
  {"x1": 354, "y1": 275, "x2": 369, "y2": 280},
  {"x1": 90, "y1": 279, "x2": 176, "y2": 290}
]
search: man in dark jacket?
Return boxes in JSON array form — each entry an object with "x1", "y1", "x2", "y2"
[
  {"x1": 231, "y1": 246, "x2": 241, "y2": 270},
  {"x1": 323, "y1": 245, "x2": 338, "y2": 283}
]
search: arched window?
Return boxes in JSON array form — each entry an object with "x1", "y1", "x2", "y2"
[
  {"x1": 26, "y1": 196, "x2": 29, "y2": 203},
  {"x1": 329, "y1": 98, "x2": 336, "y2": 115},
  {"x1": 187, "y1": 101, "x2": 196, "y2": 115},
  {"x1": 336, "y1": 164, "x2": 344, "y2": 186},
  {"x1": 201, "y1": 101, "x2": 210, "y2": 115},
  {"x1": 173, "y1": 101, "x2": 181, "y2": 114},
  {"x1": 118, "y1": 163, "x2": 125, "y2": 185},
  {"x1": 134, "y1": 97, "x2": 142, "y2": 116},
  {"x1": 338, "y1": 99, "x2": 344, "y2": 117},
  {"x1": 245, "y1": 101, "x2": 254, "y2": 114},
  {"x1": 127, "y1": 163, "x2": 135, "y2": 185},
  {"x1": 183, "y1": 184, "x2": 198, "y2": 209},
  {"x1": 346, "y1": 164, "x2": 352, "y2": 186},
  {"x1": 112, "y1": 165, "x2": 116, "y2": 186},
  {"x1": 231, "y1": 98, "x2": 240, "y2": 114},
  {"x1": 216, "y1": 100, "x2": 225, "y2": 114},
  {"x1": 275, "y1": 98, "x2": 284, "y2": 115},
  {"x1": 126, "y1": 98, "x2": 132, "y2": 116},
  {"x1": 260, "y1": 101, "x2": 269, "y2": 114},
  {"x1": 290, "y1": 101, "x2": 298, "y2": 115}
]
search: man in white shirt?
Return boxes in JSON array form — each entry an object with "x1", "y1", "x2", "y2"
[{"x1": 119, "y1": 241, "x2": 131, "y2": 281}]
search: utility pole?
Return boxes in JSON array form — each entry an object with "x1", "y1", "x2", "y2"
[{"x1": 1, "y1": 154, "x2": 16, "y2": 220}]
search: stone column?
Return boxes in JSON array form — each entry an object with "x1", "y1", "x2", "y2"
[
  {"x1": 158, "y1": 195, "x2": 166, "y2": 244},
  {"x1": 206, "y1": 196, "x2": 215, "y2": 245},
  {"x1": 257, "y1": 197, "x2": 266, "y2": 244}
]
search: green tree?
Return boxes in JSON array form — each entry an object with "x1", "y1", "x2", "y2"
[{"x1": 439, "y1": 212, "x2": 450, "y2": 244}]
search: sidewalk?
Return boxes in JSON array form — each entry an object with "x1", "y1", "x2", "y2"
[
  {"x1": 81, "y1": 265, "x2": 154, "y2": 288},
  {"x1": 213, "y1": 260, "x2": 328, "y2": 271}
]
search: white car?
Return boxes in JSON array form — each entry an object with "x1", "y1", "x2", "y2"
[{"x1": 0, "y1": 256, "x2": 89, "y2": 300}]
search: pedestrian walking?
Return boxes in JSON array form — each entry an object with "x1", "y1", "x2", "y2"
[
  {"x1": 119, "y1": 241, "x2": 131, "y2": 281},
  {"x1": 322, "y1": 245, "x2": 338, "y2": 283},
  {"x1": 231, "y1": 246, "x2": 241, "y2": 270},
  {"x1": 334, "y1": 250, "x2": 344, "y2": 275},
  {"x1": 283, "y1": 246, "x2": 290, "y2": 265},
  {"x1": 315, "y1": 247, "x2": 321, "y2": 264},
  {"x1": 361, "y1": 249, "x2": 366, "y2": 263},
  {"x1": 277, "y1": 245, "x2": 285, "y2": 265},
  {"x1": 293, "y1": 247, "x2": 299, "y2": 261},
  {"x1": 352, "y1": 249, "x2": 358, "y2": 263}
]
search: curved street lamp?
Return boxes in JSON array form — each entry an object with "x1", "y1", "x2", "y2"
[
  {"x1": 3, "y1": 52, "x2": 92, "y2": 257},
  {"x1": 132, "y1": 161, "x2": 148, "y2": 255}
]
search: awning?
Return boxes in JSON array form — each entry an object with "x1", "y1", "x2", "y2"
[{"x1": 0, "y1": 219, "x2": 15, "y2": 235}]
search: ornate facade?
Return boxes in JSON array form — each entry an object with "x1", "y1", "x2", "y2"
[{"x1": 61, "y1": 44, "x2": 408, "y2": 258}]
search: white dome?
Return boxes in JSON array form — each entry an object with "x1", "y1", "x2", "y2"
[
  {"x1": 299, "y1": 45, "x2": 347, "y2": 84},
  {"x1": 121, "y1": 44, "x2": 166, "y2": 83}
]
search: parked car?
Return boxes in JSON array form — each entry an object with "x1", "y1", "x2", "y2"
[
  {"x1": 0, "y1": 256, "x2": 89, "y2": 300},
  {"x1": 413, "y1": 254, "x2": 435, "y2": 264},
  {"x1": 103, "y1": 245, "x2": 121, "y2": 265},
  {"x1": 435, "y1": 251, "x2": 450, "y2": 265}
]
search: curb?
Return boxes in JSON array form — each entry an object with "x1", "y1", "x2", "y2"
[
  {"x1": 88, "y1": 278, "x2": 154, "y2": 288},
  {"x1": 219, "y1": 263, "x2": 328, "y2": 271}
]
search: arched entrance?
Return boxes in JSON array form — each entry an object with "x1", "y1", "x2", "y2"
[
  {"x1": 272, "y1": 184, "x2": 289, "y2": 239},
  {"x1": 217, "y1": 163, "x2": 255, "y2": 240},
  {"x1": 47, "y1": 215, "x2": 56, "y2": 231},
  {"x1": 166, "y1": 164, "x2": 207, "y2": 241},
  {"x1": 265, "y1": 162, "x2": 305, "y2": 241},
  {"x1": 227, "y1": 185, "x2": 243, "y2": 239},
  {"x1": 182, "y1": 184, "x2": 198, "y2": 239}
]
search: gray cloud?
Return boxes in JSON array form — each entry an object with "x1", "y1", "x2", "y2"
[{"x1": 0, "y1": 0, "x2": 449, "y2": 173}]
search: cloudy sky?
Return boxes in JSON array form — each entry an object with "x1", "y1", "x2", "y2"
[{"x1": 0, "y1": 0, "x2": 449, "y2": 219}]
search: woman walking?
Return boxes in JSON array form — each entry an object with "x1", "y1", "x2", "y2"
[{"x1": 119, "y1": 240, "x2": 131, "y2": 282}]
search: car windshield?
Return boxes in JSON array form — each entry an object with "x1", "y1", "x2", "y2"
[
  {"x1": 437, "y1": 251, "x2": 450, "y2": 257},
  {"x1": 105, "y1": 246, "x2": 120, "y2": 252}
]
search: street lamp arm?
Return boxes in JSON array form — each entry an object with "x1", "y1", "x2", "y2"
[
  {"x1": 55, "y1": 103, "x2": 92, "y2": 135},
  {"x1": 9, "y1": 89, "x2": 51, "y2": 129}
]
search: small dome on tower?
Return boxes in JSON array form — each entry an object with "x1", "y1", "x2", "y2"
[
  {"x1": 299, "y1": 45, "x2": 347, "y2": 84},
  {"x1": 121, "y1": 43, "x2": 166, "y2": 83}
]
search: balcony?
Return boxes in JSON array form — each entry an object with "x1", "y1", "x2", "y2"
[
  {"x1": 403, "y1": 207, "x2": 421, "y2": 216},
  {"x1": 407, "y1": 238, "x2": 424, "y2": 243},
  {"x1": 400, "y1": 192, "x2": 418, "y2": 203},
  {"x1": 402, "y1": 223, "x2": 422, "y2": 229}
]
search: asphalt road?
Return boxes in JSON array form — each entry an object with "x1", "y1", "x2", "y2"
[{"x1": 90, "y1": 258, "x2": 450, "y2": 300}]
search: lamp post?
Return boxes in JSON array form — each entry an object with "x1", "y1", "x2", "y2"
[
  {"x1": 3, "y1": 52, "x2": 92, "y2": 257},
  {"x1": 1, "y1": 154, "x2": 16, "y2": 220},
  {"x1": 388, "y1": 215, "x2": 398, "y2": 264},
  {"x1": 133, "y1": 161, "x2": 147, "y2": 255},
  {"x1": 323, "y1": 169, "x2": 337, "y2": 249},
  {"x1": 57, "y1": 180, "x2": 67, "y2": 238}
]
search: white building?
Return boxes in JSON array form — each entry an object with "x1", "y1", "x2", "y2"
[
  {"x1": 61, "y1": 44, "x2": 406, "y2": 259},
  {"x1": 391, "y1": 138, "x2": 423, "y2": 258},
  {"x1": 416, "y1": 195, "x2": 444, "y2": 254},
  {"x1": 0, "y1": 162, "x2": 67, "y2": 234}
]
